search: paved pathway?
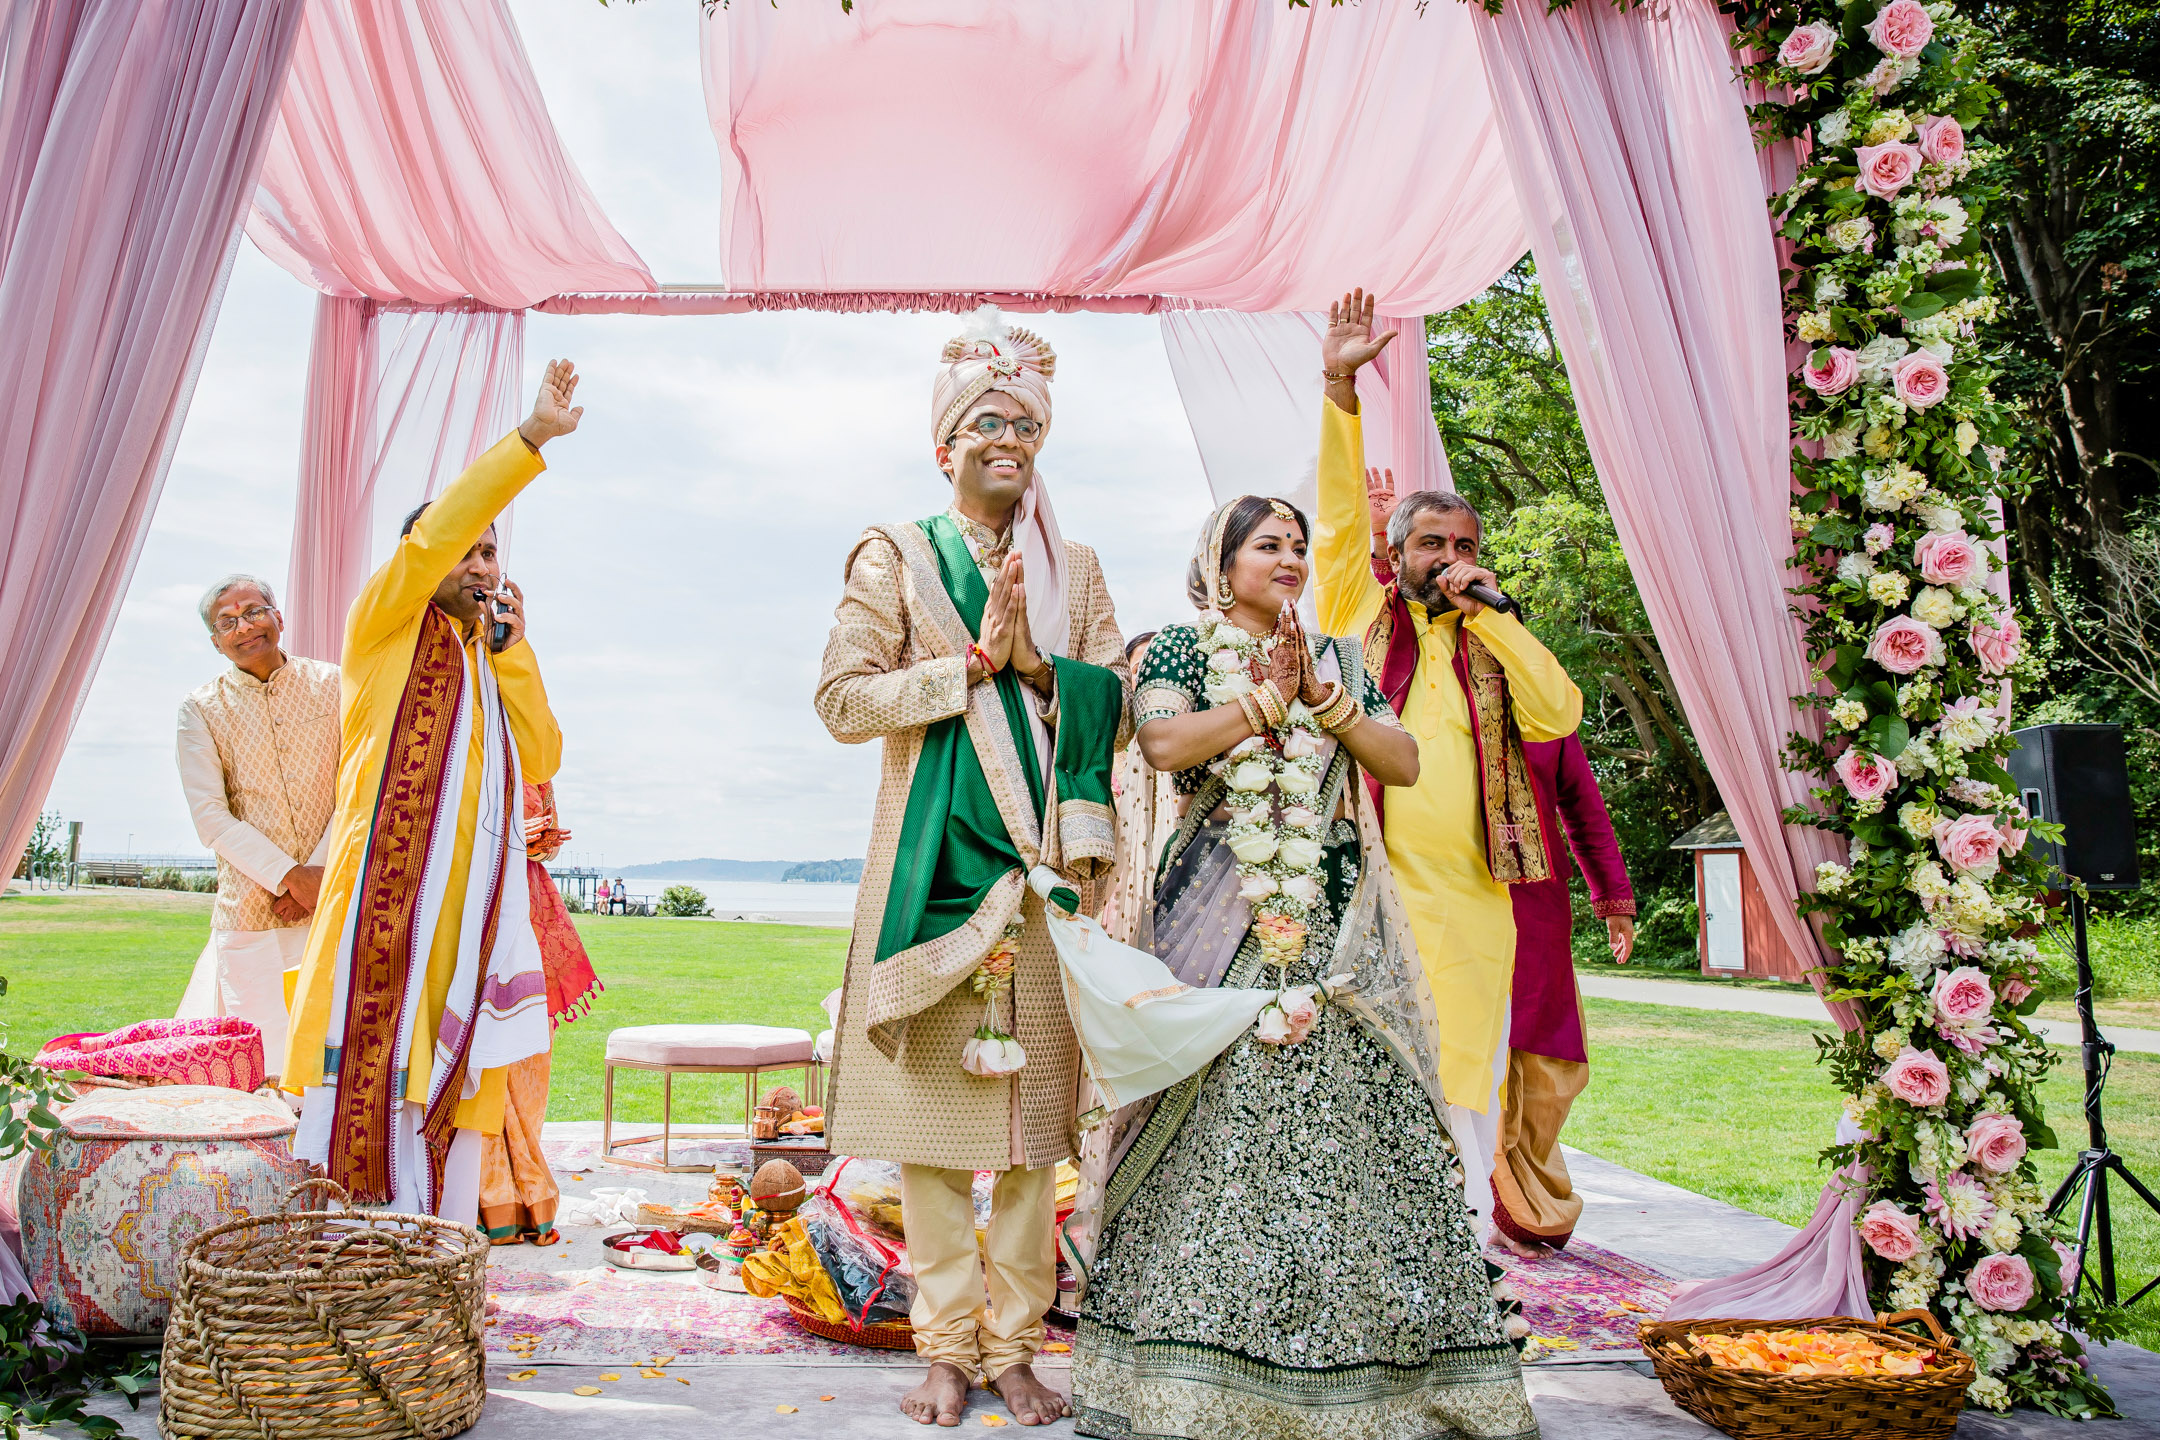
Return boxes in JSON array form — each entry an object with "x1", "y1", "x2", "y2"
[{"x1": 1580, "y1": 973, "x2": 2160, "y2": 1055}]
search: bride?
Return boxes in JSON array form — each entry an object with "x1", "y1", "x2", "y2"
[{"x1": 1069, "y1": 494, "x2": 1538, "y2": 1440}]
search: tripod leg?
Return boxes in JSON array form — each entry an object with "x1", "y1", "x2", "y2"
[
  {"x1": 2095, "y1": 1166, "x2": 2116, "y2": 1307},
  {"x1": 2101, "y1": 1155, "x2": 2160, "y2": 1308},
  {"x1": 2047, "y1": 1154, "x2": 2088, "y2": 1215},
  {"x1": 2071, "y1": 1160, "x2": 2103, "y2": 1305}
]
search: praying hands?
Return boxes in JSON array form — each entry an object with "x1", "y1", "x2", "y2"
[{"x1": 969, "y1": 553, "x2": 1052, "y2": 695}]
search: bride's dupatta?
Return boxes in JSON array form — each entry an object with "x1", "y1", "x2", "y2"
[{"x1": 1060, "y1": 635, "x2": 1453, "y2": 1298}]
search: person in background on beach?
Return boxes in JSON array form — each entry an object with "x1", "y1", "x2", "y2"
[{"x1": 175, "y1": 575, "x2": 341, "y2": 1079}]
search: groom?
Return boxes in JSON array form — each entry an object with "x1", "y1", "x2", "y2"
[{"x1": 816, "y1": 311, "x2": 1131, "y2": 1427}]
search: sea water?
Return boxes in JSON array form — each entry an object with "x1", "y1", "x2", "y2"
[{"x1": 593, "y1": 879, "x2": 859, "y2": 923}]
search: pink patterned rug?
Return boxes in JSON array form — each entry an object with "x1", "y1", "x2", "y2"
[{"x1": 1490, "y1": 1239, "x2": 1676, "y2": 1362}]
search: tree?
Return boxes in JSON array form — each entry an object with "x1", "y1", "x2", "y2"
[
  {"x1": 1428, "y1": 260, "x2": 1719, "y2": 920},
  {"x1": 1975, "y1": 0, "x2": 2160, "y2": 589}
]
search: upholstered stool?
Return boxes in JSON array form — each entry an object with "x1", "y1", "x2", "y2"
[
  {"x1": 19, "y1": 1084, "x2": 309, "y2": 1335},
  {"x1": 603, "y1": 1025, "x2": 821, "y2": 1172}
]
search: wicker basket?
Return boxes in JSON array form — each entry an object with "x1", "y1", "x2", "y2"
[
  {"x1": 782, "y1": 1294, "x2": 916, "y2": 1351},
  {"x1": 159, "y1": 1179, "x2": 488, "y2": 1440},
  {"x1": 1637, "y1": 1310, "x2": 1973, "y2": 1440}
]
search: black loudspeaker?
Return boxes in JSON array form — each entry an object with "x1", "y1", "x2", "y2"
[{"x1": 2004, "y1": 724, "x2": 2142, "y2": 890}]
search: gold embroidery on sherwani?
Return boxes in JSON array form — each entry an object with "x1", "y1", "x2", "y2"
[{"x1": 817, "y1": 527, "x2": 1132, "y2": 1171}]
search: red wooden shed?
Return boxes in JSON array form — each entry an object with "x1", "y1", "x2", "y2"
[{"x1": 1669, "y1": 812, "x2": 1809, "y2": 982}]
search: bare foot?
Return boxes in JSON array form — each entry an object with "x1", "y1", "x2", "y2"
[
  {"x1": 901, "y1": 1361, "x2": 971, "y2": 1427},
  {"x1": 988, "y1": 1363, "x2": 1071, "y2": 1427},
  {"x1": 1485, "y1": 1225, "x2": 1551, "y2": 1259}
]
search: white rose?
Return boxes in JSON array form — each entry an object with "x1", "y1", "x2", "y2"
[
  {"x1": 1253, "y1": 1006, "x2": 1292, "y2": 1045},
  {"x1": 1277, "y1": 836, "x2": 1324, "y2": 871},
  {"x1": 1207, "y1": 648, "x2": 1244, "y2": 673},
  {"x1": 1280, "y1": 805, "x2": 1322, "y2": 829},
  {"x1": 1227, "y1": 829, "x2": 1279, "y2": 864},
  {"x1": 961, "y1": 1037, "x2": 990, "y2": 1076},
  {"x1": 1275, "y1": 764, "x2": 1320, "y2": 796},
  {"x1": 1204, "y1": 674, "x2": 1254, "y2": 703},
  {"x1": 1279, "y1": 874, "x2": 1323, "y2": 906},
  {"x1": 1238, "y1": 873, "x2": 1279, "y2": 901},
  {"x1": 985, "y1": 1037, "x2": 1027, "y2": 1075},
  {"x1": 1909, "y1": 585, "x2": 1959, "y2": 628},
  {"x1": 1228, "y1": 799, "x2": 1272, "y2": 826},
  {"x1": 1227, "y1": 760, "x2": 1274, "y2": 794}
]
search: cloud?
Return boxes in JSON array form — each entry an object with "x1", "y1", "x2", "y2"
[{"x1": 41, "y1": 2, "x2": 1220, "y2": 869}]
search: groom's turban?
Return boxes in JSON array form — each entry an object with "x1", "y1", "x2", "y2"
[{"x1": 932, "y1": 306, "x2": 1057, "y2": 446}]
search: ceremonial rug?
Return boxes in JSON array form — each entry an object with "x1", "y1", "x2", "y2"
[
  {"x1": 483, "y1": 1266, "x2": 1076, "y2": 1368},
  {"x1": 1489, "y1": 1239, "x2": 1677, "y2": 1363}
]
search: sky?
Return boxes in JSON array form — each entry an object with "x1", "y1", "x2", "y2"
[{"x1": 41, "y1": 0, "x2": 1217, "y2": 873}]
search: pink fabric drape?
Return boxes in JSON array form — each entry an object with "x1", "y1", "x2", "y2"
[
  {"x1": 1663, "y1": 1162, "x2": 1874, "y2": 1322},
  {"x1": 1161, "y1": 311, "x2": 1452, "y2": 519},
  {"x1": 0, "y1": 0, "x2": 306, "y2": 881},
  {"x1": 700, "y1": 0, "x2": 1523, "y2": 310},
  {"x1": 284, "y1": 298, "x2": 524, "y2": 660},
  {"x1": 1474, "y1": 0, "x2": 1851, "y2": 1028},
  {"x1": 249, "y1": 0, "x2": 651, "y2": 306}
]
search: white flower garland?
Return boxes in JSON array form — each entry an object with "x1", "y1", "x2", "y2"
[{"x1": 1197, "y1": 612, "x2": 1329, "y2": 1044}]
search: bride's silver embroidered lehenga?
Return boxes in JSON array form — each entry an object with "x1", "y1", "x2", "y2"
[{"x1": 1068, "y1": 621, "x2": 1538, "y2": 1440}]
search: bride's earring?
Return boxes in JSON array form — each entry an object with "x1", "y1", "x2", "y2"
[{"x1": 1215, "y1": 567, "x2": 1235, "y2": 608}]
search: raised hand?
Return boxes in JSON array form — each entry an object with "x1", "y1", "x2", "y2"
[
  {"x1": 1264, "y1": 605, "x2": 1305, "y2": 712},
  {"x1": 1366, "y1": 466, "x2": 1397, "y2": 538},
  {"x1": 1280, "y1": 605, "x2": 1330, "y2": 708},
  {"x1": 519, "y1": 358, "x2": 584, "y2": 448},
  {"x1": 1008, "y1": 556, "x2": 1049, "y2": 686},
  {"x1": 1320, "y1": 288, "x2": 1396, "y2": 379}
]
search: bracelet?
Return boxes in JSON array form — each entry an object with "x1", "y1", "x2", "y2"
[
  {"x1": 967, "y1": 643, "x2": 994, "y2": 677},
  {"x1": 1253, "y1": 681, "x2": 1289, "y2": 732},
  {"x1": 1235, "y1": 692, "x2": 1265, "y2": 735},
  {"x1": 1323, "y1": 371, "x2": 1356, "y2": 383},
  {"x1": 1315, "y1": 681, "x2": 1363, "y2": 733}
]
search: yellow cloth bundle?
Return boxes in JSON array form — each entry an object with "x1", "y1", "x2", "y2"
[{"x1": 738, "y1": 1218, "x2": 848, "y2": 1324}]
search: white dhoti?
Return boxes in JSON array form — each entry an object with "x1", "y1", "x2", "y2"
[{"x1": 177, "y1": 925, "x2": 306, "y2": 1070}]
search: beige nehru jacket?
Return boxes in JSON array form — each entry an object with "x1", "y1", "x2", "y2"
[{"x1": 176, "y1": 656, "x2": 340, "y2": 933}]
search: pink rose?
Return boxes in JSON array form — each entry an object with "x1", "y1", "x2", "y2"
[
  {"x1": 1970, "y1": 1252, "x2": 2036, "y2": 1312},
  {"x1": 1867, "y1": 614, "x2": 1945, "y2": 674},
  {"x1": 1868, "y1": 0, "x2": 1935, "y2": 58},
  {"x1": 1893, "y1": 349, "x2": 1951, "y2": 409},
  {"x1": 2000, "y1": 812, "x2": 2028, "y2": 855},
  {"x1": 1280, "y1": 985, "x2": 1320, "y2": 1044},
  {"x1": 1805, "y1": 346, "x2": 1860, "y2": 397},
  {"x1": 1834, "y1": 745, "x2": 1897, "y2": 803},
  {"x1": 1855, "y1": 141, "x2": 1923, "y2": 198},
  {"x1": 1779, "y1": 21, "x2": 1840, "y2": 74},
  {"x1": 1859, "y1": 1201, "x2": 1923, "y2": 1261},
  {"x1": 2000, "y1": 973, "x2": 2034, "y2": 1006},
  {"x1": 1917, "y1": 114, "x2": 1965, "y2": 167},
  {"x1": 2053, "y1": 1239, "x2": 2081, "y2": 1293},
  {"x1": 1883, "y1": 1045, "x2": 1951, "y2": 1107},
  {"x1": 1930, "y1": 964, "x2": 1996, "y2": 1024},
  {"x1": 1934, "y1": 812, "x2": 2008, "y2": 876},
  {"x1": 1965, "y1": 1112, "x2": 2028, "y2": 1174},
  {"x1": 1913, "y1": 529, "x2": 1986, "y2": 587},
  {"x1": 1970, "y1": 616, "x2": 2022, "y2": 675}
]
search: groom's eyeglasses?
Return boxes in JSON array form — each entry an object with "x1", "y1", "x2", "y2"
[{"x1": 958, "y1": 414, "x2": 1042, "y2": 444}]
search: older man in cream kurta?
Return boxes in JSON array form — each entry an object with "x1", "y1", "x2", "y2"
[
  {"x1": 176, "y1": 577, "x2": 340, "y2": 1070},
  {"x1": 818, "y1": 312, "x2": 1129, "y2": 1426},
  {"x1": 285, "y1": 361, "x2": 582, "y2": 1222}
]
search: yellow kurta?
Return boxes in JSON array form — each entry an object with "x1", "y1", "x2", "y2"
[
  {"x1": 281, "y1": 433, "x2": 563, "y2": 1138},
  {"x1": 1313, "y1": 400, "x2": 1580, "y2": 1110}
]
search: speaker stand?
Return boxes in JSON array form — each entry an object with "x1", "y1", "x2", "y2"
[{"x1": 2044, "y1": 892, "x2": 2160, "y2": 1308}]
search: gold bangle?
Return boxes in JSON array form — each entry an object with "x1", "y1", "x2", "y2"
[
  {"x1": 1236, "y1": 693, "x2": 1265, "y2": 735},
  {"x1": 1256, "y1": 682, "x2": 1288, "y2": 731}
]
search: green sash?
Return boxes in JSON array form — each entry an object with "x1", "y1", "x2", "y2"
[{"x1": 874, "y1": 517, "x2": 1039, "y2": 963}]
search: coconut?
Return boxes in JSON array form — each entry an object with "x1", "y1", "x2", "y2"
[
  {"x1": 759, "y1": 1084, "x2": 803, "y2": 1120},
  {"x1": 749, "y1": 1159, "x2": 807, "y2": 1213}
]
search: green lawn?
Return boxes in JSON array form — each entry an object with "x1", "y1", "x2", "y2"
[
  {"x1": 1574, "y1": 996, "x2": 2160, "y2": 1352},
  {"x1": 3, "y1": 893, "x2": 2152, "y2": 1350},
  {"x1": 0, "y1": 892, "x2": 843, "y2": 1126}
]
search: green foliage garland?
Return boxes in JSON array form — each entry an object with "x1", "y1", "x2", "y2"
[{"x1": 1726, "y1": 0, "x2": 2121, "y2": 1413}]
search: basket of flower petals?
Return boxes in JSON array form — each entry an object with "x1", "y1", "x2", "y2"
[{"x1": 1636, "y1": 1310, "x2": 1974, "y2": 1439}]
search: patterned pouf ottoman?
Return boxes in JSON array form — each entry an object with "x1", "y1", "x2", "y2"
[{"x1": 19, "y1": 1085, "x2": 308, "y2": 1335}]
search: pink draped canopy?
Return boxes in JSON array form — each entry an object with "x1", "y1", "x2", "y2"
[{"x1": 0, "y1": 0, "x2": 1867, "y2": 1322}]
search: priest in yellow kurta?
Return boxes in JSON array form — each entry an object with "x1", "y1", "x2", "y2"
[
  {"x1": 1310, "y1": 292, "x2": 1582, "y2": 1221},
  {"x1": 284, "y1": 360, "x2": 583, "y2": 1221}
]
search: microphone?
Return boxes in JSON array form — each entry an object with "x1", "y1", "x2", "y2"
[{"x1": 1465, "y1": 580, "x2": 1520, "y2": 615}]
